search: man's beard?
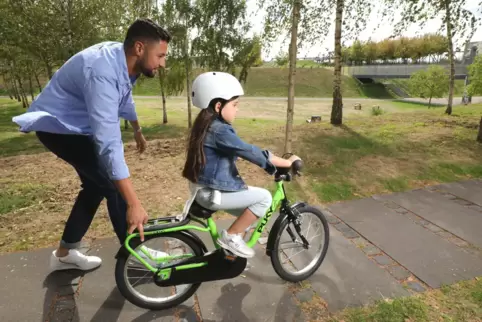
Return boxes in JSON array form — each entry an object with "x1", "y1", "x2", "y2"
[{"x1": 135, "y1": 54, "x2": 156, "y2": 78}]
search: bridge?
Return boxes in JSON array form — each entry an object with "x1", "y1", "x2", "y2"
[{"x1": 345, "y1": 64, "x2": 470, "y2": 80}]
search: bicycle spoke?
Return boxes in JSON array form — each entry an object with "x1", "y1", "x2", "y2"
[
  {"x1": 278, "y1": 241, "x2": 305, "y2": 250},
  {"x1": 304, "y1": 216, "x2": 313, "y2": 240},
  {"x1": 282, "y1": 248, "x2": 306, "y2": 265},
  {"x1": 309, "y1": 233, "x2": 323, "y2": 242},
  {"x1": 130, "y1": 271, "x2": 152, "y2": 287}
]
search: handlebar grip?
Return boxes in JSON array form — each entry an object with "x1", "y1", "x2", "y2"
[{"x1": 292, "y1": 159, "x2": 303, "y2": 174}]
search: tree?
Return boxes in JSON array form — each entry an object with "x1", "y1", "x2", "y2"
[
  {"x1": 467, "y1": 54, "x2": 482, "y2": 98},
  {"x1": 331, "y1": 0, "x2": 374, "y2": 125},
  {"x1": 191, "y1": 0, "x2": 250, "y2": 73},
  {"x1": 274, "y1": 52, "x2": 289, "y2": 67},
  {"x1": 466, "y1": 54, "x2": 482, "y2": 143},
  {"x1": 157, "y1": 0, "x2": 194, "y2": 128},
  {"x1": 260, "y1": 0, "x2": 333, "y2": 152},
  {"x1": 234, "y1": 36, "x2": 263, "y2": 84},
  {"x1": 409, "y1": 65, "x2": 449, "y2": 108},
  {"x1": 380, "y1": 0, "x2": 480, "y2": 115},
  {"x1": 331, "y1": 0, "x2": 344, "y2": 126}
]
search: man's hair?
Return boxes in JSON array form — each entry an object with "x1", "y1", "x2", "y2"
[{"x1": 124, "y1": 18, "x2": 171, "y2": 49}]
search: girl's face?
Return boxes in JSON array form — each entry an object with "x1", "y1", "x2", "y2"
[{"x1": 216, "y1": 98, "x2": 239, "y2": 124}]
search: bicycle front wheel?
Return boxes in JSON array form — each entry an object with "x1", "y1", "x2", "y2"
[{"x1": 270, "y1": 205, "x2": 330, "y2": 282}]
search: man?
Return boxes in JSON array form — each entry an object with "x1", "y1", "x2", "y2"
[{"x1": 12, "y1": 19, "x2": 170, "y2": 271}]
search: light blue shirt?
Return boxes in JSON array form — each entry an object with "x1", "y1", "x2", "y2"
[{"x1": 12, "y1": 41, "x2": 138, "y2": 181}]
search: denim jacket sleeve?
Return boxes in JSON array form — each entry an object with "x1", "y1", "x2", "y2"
[
  {"x1": 83, "y1": 75, "x2": 130, "y2": 181},
  {"x1": 213, "y1": 124, "x2": 277, "y2": 175}
]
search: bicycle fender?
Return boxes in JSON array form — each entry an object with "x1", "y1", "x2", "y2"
[
  {"x1": 178, "y1": 230, "x2": 209, "y2": 253},
  {"x1": 114, "y1": 230, "x2": 209, "y2": 259},
  {"x1": 265, "y1": 201, "x2": 308, "y2": 257}
]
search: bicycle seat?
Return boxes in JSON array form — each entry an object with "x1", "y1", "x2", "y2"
[{"x1": 188, "y1": 200, "x2": 216, "y2": 219}]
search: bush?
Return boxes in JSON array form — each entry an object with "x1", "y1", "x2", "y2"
[{"x1": 371, "y1": 105, "x2": 384, "y2": 116}]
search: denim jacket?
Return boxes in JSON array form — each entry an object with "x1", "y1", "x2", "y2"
[{"x1": 196, "y1": 118, "x2": 277, "y2": 191}]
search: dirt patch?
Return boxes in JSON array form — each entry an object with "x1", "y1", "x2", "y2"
[{"x1": 0, "y1": 136, "x2": 277, "y2": 254}]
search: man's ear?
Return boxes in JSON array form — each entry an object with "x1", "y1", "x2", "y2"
[{"x1": 134, "y1": 41, "x2": 145, "y2": 56}]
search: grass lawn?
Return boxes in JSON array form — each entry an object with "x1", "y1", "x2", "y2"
[
  {"x1": 321, "y1": 277, "x2": 482, "y2": 321},
  {"x1": 1, "y1": 96, "x2": 481, "y2": 320}
]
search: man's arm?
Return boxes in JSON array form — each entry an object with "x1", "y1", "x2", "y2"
[
  {"x1": 120, "y1": 91, "x2": 146, "y2": 153},
  {"x1": 83, "y1": 76, "x2": 147, "y2": 238}
]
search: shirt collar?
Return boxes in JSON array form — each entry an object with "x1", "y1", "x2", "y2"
[{"x1": 116, "y1": 43, "x2": 138, "y2": 87}]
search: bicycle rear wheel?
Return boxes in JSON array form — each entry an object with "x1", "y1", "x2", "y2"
[
  {"x1": 270, "y1": 205, "x2": 330, "y2": 282},
  {"x1": 115, "y1": 232, "x2": 204, "y2": 310}
]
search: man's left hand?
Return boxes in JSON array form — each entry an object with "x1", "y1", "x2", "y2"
[{"x1": 134, "y1": 131, "x2": 147, "y2": 153}]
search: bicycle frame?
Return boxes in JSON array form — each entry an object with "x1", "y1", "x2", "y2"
[{"x1": 123, "y1": 180, "x2": 287, "y2": 274}]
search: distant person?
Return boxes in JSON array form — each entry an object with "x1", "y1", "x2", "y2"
[{"x1": 12, "y1": 18, "x2": 171, "y2": 271}]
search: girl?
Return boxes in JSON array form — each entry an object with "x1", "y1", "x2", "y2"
[{"x1": 182, "y1": 71, "x2": 300, "y2": 258}]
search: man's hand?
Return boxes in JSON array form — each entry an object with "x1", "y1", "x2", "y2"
[
  {"x1": 127, "y1": 203, "x2": 149, "y2": 241},
  {"x1": 134, "y1": 131, "x2": 147, "y2": 153}
]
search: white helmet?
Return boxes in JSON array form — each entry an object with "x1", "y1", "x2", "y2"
[{"x1": 191, "y1": 71, "x2": 244, "y2": 109}]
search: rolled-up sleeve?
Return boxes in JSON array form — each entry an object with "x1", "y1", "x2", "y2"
[
  {"x1": 83, "y1": 76, "x2": 130, "y2": 180},
  {"x1": 119, "y1": 90, "x2": 138, "y2": 121}
]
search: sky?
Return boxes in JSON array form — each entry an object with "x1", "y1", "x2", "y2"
[{"x1": 244, "y1": 0, "x2": 482, "y2": 60}]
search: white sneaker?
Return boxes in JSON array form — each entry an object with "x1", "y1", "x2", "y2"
[
  {"x1": 217, "y1": 230, "x2": 255, "y2": 258},
  {"x1": 49, "y1": 249, "x2": 102, "y2": 271},
  {"x1": 135, "y1": 246, "x2": 169, "y2": 268}
]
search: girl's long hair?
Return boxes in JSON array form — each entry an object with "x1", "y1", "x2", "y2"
[{"x1": 182, "y1": 97, "x2": 236, "y2": 182}]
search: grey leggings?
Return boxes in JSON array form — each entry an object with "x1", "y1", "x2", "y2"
[{"x1": 195, "y1": 186, "x2": 272, "y2": 218}]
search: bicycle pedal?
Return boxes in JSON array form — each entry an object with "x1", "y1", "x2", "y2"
[{"x1": 221, "y1": 248, "x2": 237, "y2": 261}]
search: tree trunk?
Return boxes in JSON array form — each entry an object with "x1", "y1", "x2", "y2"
[
  {"x1": 158, "y1": 70, "x2": 168, "y2": 124},
  {"x1": 34, "y1": 70, "x2": 42, "y2": 92},
  {"x1": 29, "y1": 74, "x2": 34, "y2": 101},
  {"x1": 428, "y1": 96, "x2": 432, "y2": 108},
  {"x1": 124, "y1": 120, "x2": 129, "y2": 130},
  {"x1": 331, "y1": 0, "x2": 344, "y2": 126},
  {"x1": 185, "y1": 24, "x2": 193, "y2": 129},
  {"x1": 45, "y1": 61, "x2": 53, "y2": 80},
  {"x1": 16, "y1": 76, "x2": 29, "y2": 108},
  {"x1": 477, "y1": 117, "x2": 482, "y2": 143},
  {"x1": 444, "y1": 0, "x2": 454, "y2": 115},
  {"x1": 284, "y1": 0, "x2": 300, "y2": 154},
  {"x1": 11, "y1": 78, "x2": 21, "y2": 102}
]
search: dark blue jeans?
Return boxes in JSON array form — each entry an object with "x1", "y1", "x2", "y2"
[{"x1": 36, "y1": 131, "x2": 128, "y2": 248}]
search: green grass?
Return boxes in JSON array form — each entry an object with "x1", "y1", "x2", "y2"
[
  {"x1": 292, "y1": 104, "x2": 482, "y2": 202},
  {"x1": 0, "y1": 183, "x2": 53, "y2": 215},
  {"x1": 131, "y1": 67, "x2": 364, "y2": 97},
  {"x1": 323, "y1": 277, "x2": 482, "y2": 321},
  {"x1": 3, "y1": 66, "x2": 471, "y2": 100}
]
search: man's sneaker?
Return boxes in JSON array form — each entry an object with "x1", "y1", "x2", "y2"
[
  {"x1": 49, "y1": 249, "x2": 102, "y2": 271},
  {"x1": 135, "y1": 246, "x2": 170, "y2": 268},
  {"x1": 217, "y1": 229, "x2": 255, "y2": 258}
]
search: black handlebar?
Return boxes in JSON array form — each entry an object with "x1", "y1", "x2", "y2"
[
  {"x1": 291, "y1": 159, "x2": 303, "y2": 176},
  {"x1": 274, "y1": 154, "x2": 303, "y2": 180}
]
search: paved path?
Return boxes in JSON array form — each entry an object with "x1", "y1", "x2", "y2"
[{"x1": 2, "y1": 179, "x2": 482, "y2": 321}]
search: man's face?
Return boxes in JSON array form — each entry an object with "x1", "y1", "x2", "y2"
[{"x1": 134, "y1": 40, "x2": 168, "y2": 78}]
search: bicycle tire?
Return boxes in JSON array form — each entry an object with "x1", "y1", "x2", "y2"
[
  {"x1": 115, "y1": 232, "x2": 204, "y2": 310},
  {"x1": 270, "y1": 205, "x2": 330, "y2": 282}
]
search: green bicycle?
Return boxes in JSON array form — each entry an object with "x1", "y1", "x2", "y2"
[{"x1": 114, "y1": 158, "x2": 330, "y2": 310}]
